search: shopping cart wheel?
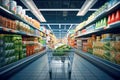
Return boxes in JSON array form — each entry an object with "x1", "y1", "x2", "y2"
[
  {"x1": 49, "y1": 71, "x2": 52, "y2": 79},
  {"x1": 68, "y1": 71, "x2": 71, "y2": 79}
]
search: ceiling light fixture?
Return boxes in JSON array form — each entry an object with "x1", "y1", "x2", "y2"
[
  {"x1": 77, "y1": 0, "x2": 97, "y2": 16},
  {"x1": 24, "y1": 9, "x2": 97, "y2": 11},
  {"x1": 20, "y1": 0, "x2": 46, "y2": 22},
  {"x1": 40, "y1": 23, "x2": 78, "y2": 25},
  {"x1": 67, "y1": 24, "x2": 73, "y2": 33},
  {"x1": 59, "y1": 24, "x2": 61, "y2": 29},
  {"x1": 47, "y1": 24, "x2": 53, "y2": 32}
]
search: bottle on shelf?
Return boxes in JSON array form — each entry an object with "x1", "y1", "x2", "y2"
[
  {"x1": 107, "y1": 15, "x2": 111, "y2": 25},
  {"x1": 9, "y1": 0, "x2": 17, "y2": 14},
  {"x1": 103, "y1": 17, "x2": 107, "y2": 27},
  {"x1": 1, "y1": 0, "x2": 10, "y2": 10},
  {"x1": 100, "y1": 19, "x2": 104, "y2": 27},
  {"x1": 111, "y1": 13, "x2": 115, "y2": 23},
  {"x1": 115, "y1": 10, "x2": 120, "y2": 22}
]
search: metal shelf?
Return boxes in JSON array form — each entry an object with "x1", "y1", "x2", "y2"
[
  {"x1": 76, "y1": 21, "x2": 120, "y2": 38},
  {"x1": 75, "y1": 49, "x2": 120, "y2": 79},
  {"x1": 0, "y1": 6, "x2": 44, "y2": 33},
  {"x1": 0, "y1": 50, "x2": 46, "y2": 79},
  {"x1": 0, "y1": 26, "x2": 40, "y2": 37},
  {"x1": 78, "y1": 1, "x2": 120, "y2": 31}
]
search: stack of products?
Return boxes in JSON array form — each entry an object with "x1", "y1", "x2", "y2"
[
  {"x1": 22, "y1": 37, "x2": 45, "y2": 56},
  {"x1": 108, "y1": 0, "x2": 119, "y2": 8},
  {"x1": 0, "y1": 16, "x2": 16, "y2": 30},
  {"x1": 22, "y1": 37, "x2": 35, "y2": 56},
  {"x1": 95, "y1": 17, "x2": 107, "y2": 29},
  {"x1": 75, "y1": 0, "x2": 119, "y2": 32},
  {"x1": 82, "y1": 41, "x2": 88, "y2": 52},
  {"x1": 16, "y1": 20, "x2": 34, "y2": 34},
  {"x1": 13, "y1": 35, "x2": 23, "y2": 60},
  {"x1": 108, "y1": 10, "x2": 120, "y2": 25},
  {"x1": 67, "y1": 34, "x2": 76, "y2": 48},
  {"x1": 84, "y1": 33, "x2": 120, "y2": 64},
  {"x1": 0, "y1": 34, "x2": 24, "y2": 67},
  {"x1": 77, "y1": 9, "x2": 120, "y2": 36},
  {"x1": 94, "y1": 3, "x2": 108, "y2": 17},
  {"x1": 81, "y1": 29, "x2": 86, "y2": 34},
  {"x1": 87, "y1": 36, "x2": 96, "y2": 53},
  {"x1": 0, "y1": 0, "x2": 40, "y2": 29},
  {"x1": 86, "y1": 24, "x2": 95, "y2": 33},
  {"x1": 22, "y1": 43, "x2": 26, "y2": 58},
  {"x1": 0, "y1": 16, "x2": 37, "y2": 35},
  {"x1": 76, "y1": 39, "x2": 82, "y2": 49}
]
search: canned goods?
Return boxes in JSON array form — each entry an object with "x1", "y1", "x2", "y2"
[
  {"x1": 16, "y1": 6, "x2": 23, "y2": 17},
  {"x1": 2, "y1": 0, "x2": 10, "y2": 10},
  {"x1": 9, "y1": 0, "x2": 17, "y2": 14}
]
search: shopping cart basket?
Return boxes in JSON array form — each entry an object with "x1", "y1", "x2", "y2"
[{"x1": 47, "y1": 48, "x2": 74, "y2": 79}]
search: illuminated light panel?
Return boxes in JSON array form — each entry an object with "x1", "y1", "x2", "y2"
[
  {"x1": 77, "y1": 0, "x2": 97, "y2": 16},
  {"x1": 20, "y1": 0, "x2": 46, "y2": 22}
]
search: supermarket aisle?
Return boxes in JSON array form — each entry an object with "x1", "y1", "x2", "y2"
[{"x1": 8, "y1": 53, "x2": 114, "y2": 80}]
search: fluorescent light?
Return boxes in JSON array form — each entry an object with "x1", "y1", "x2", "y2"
[
  {"x1": 59, "y1": 24, "x2": 61, "y2": 29},
  {"x1": 52, "y1": 29, "x2": 67, "y2": 31},
  {"x1": 24, "y1": 9, "x2": 97, "y2": 11},
  {"x1": 77, "y1": 0, "x2": 97, "y2": 16},
  {"x1": 54, "y1": 32, "x2": 66, "y2": 33},
  {"x1": 20, "y1": 0, "x2": 46, "y2": 22},
  {"x1": 67, "y1": 24, "x2": 73, "y2": 33},
  {"x1": 47, "y1": 24, "x2": 56, "y2": 36},
  {"x1": 64, "y1": 25, "x2": 66, "y2": 29},
  {"x1": 40, "y1": 23, "x2": 79, "y2": 25},
  {"x1": 47, "y1": 24, "x2": 53, "y2": 32}
]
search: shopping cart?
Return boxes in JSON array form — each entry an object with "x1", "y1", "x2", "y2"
[{"x1": 47, "y1": 48, "x2": 74, "y2": 79}]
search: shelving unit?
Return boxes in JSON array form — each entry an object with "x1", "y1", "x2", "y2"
[
  {"x1": 0, "y1": 6, "x2": 46, "y2": 35},
  {"x1": 0, "y1": 26, "x2": 40, "y2": 38},
  {"x1": 77, "y1": 1, "x2": 120, "y2": 31},
  {"x1": 0, "y1": 4, "x2": 47, "y2": 69},
  {"x1": 75, "y1": 49, "x2": 120, "y2": 78},
  {"x1": 75, "y1": 1, "x2": 120, "y2": 71},
  {"x1": 0, "y1": 6, "x2": 39, "y2": 31},
  {"x1": 0, "y1": 50, "x2": 46, "y2": 79},
  {"x1": 76, "y1": 21, "x2": 120, "y2": 38}
]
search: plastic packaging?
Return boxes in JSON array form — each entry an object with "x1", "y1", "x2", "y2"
[
  {"x1": 2, "y1": 0, "x2": 9, "y2": 10},
  {"x1": 21, "y1": 9, "x2": 26, "y2": 18},
  {"x1": 9, "y1": 0, "x2": 17, "y2": 14},
  {"x1": 16, "y1": 6, "x2": 23, "y2": 17},
  {"x1": 111, "y1": 13, "x2": 115, "y2": 23},
  {"x1": 115, "y1": 10, "x2": 120, "y2": 21}
]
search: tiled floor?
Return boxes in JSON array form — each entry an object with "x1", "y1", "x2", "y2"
[{"x1": 8, "y1": 52, "x2": 114, "y2": 80}]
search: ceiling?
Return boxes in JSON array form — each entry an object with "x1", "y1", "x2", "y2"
[{"x1": 15, "y1": 0, "x2": 108, "y2": 38}]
